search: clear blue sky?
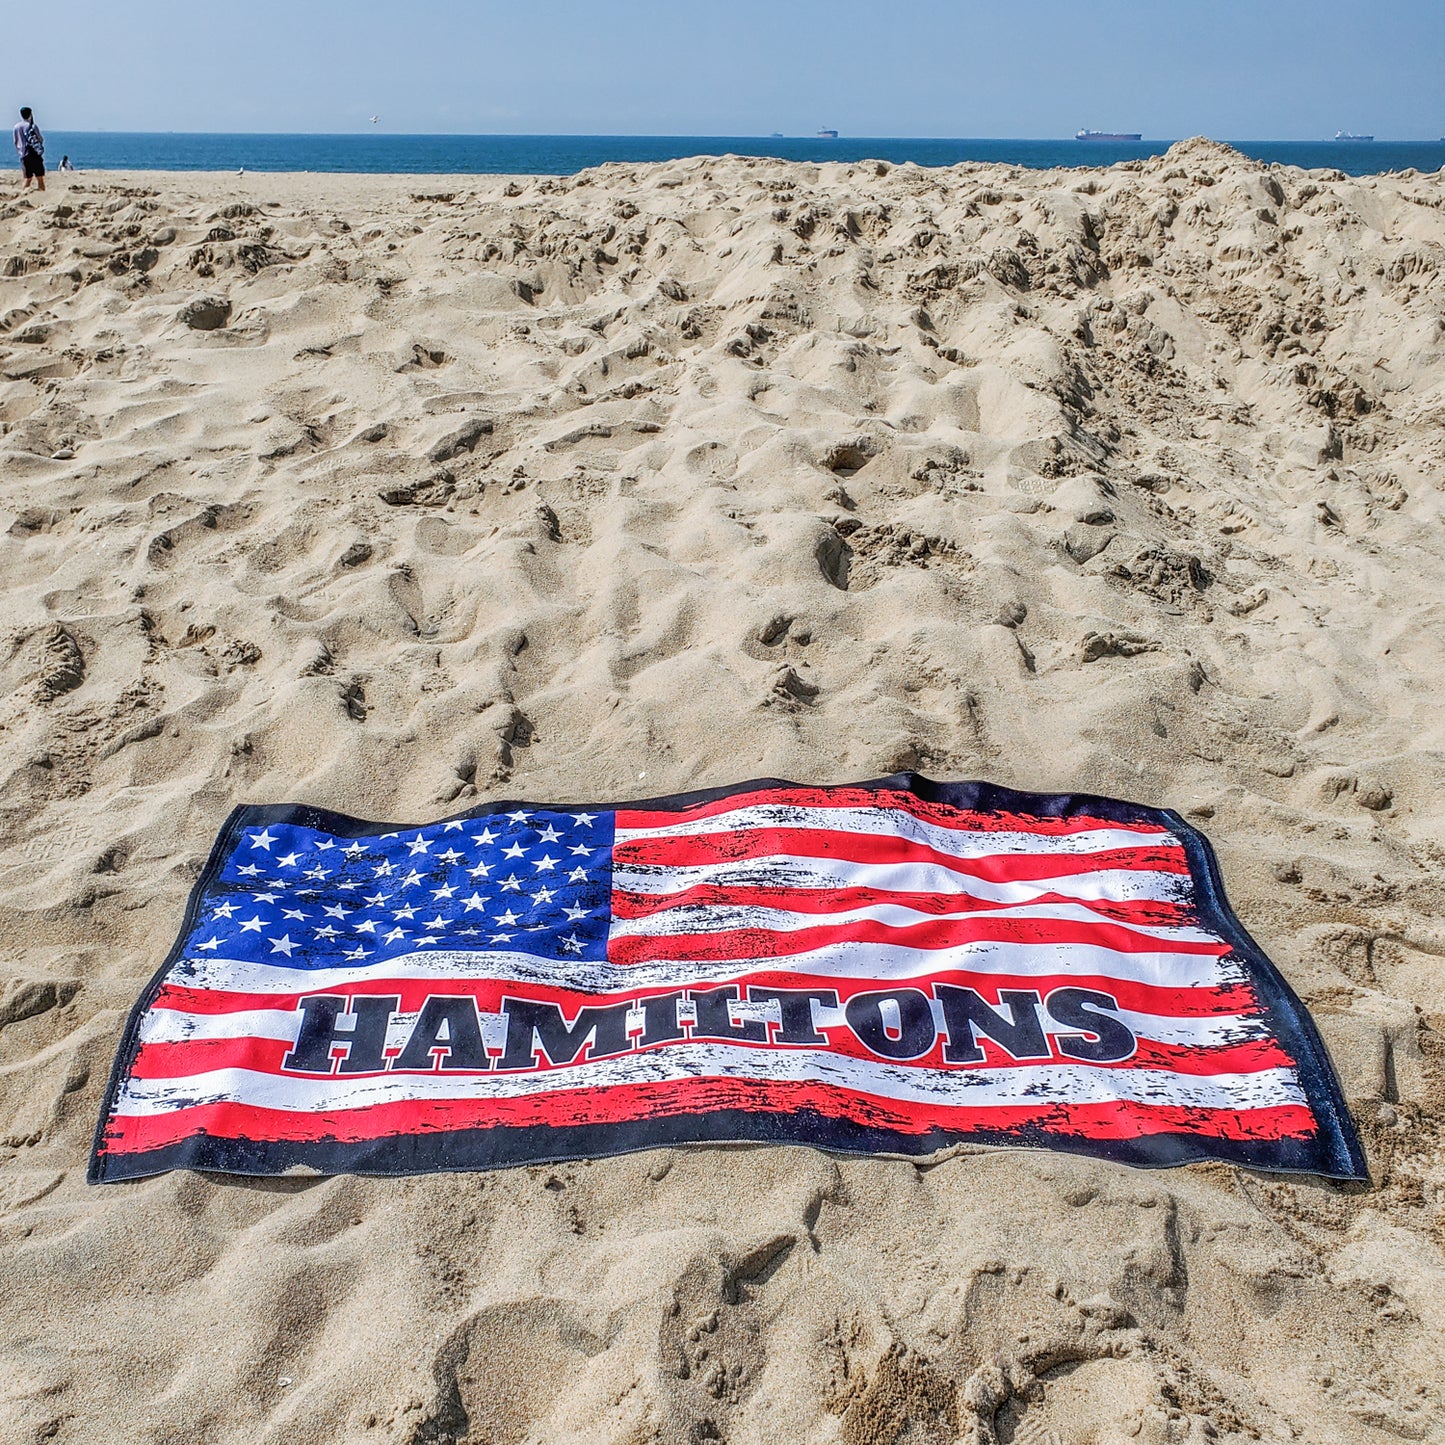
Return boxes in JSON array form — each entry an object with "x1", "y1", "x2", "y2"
[{"x1": 6, "y1": 0, "x2": 1441, "y2": 139}]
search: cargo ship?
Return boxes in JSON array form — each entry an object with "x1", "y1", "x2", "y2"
[
  {"x1": 817, "y1": 127, "x2": 839, "y2": 139},
  {"x1": 1334, "y1": 131, "x2": 1374, "y2": 141},
  {"x1": 1075, "y1": 129, "x2": 1142, "y2": 142}
]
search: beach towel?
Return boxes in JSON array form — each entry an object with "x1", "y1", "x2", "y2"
[{"x1": 90, "y1": 774, "x2": 1365, "y2": 1183}]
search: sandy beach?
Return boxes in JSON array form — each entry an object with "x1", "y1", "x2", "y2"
[{"x1": 1, "y1": 138, "x2": 1443, "y2": 1442}]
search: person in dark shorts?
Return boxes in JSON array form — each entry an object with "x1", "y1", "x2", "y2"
[{"x1": 13, "y1": 107, "x2": 45, "y2": 191}]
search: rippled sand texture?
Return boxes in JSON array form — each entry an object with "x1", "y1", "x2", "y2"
[{"x1": 2, "y1": 138, "x2": 1444, "y2": 1443}]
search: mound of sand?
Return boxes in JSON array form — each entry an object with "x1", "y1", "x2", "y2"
[{"x1": 1, "y1": 140, "x2": 1442, "y2": 1442}]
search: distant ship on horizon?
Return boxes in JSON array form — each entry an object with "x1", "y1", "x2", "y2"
[
  {"x1": 816, "y1": 127, "x2": 839, "y2": 139},
  {"x1": 1334, "y1": 131, "x2": 1375, "y2": 142},
  {"x1": 1075, "y1": 129, "x2": 1142, "y2": 142}
]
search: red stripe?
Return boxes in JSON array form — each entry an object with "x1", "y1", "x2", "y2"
[
  {"x1": 151, "y1": 970, "x2": 1258, "y2": 1020},
  {"x1": 607, "y1": 915, "x2": 1225, "y2": 966},
  {"x1": 100, "y1": 1080, "x2": 1316, "y2": 1153},
  {"x1": 614, "y1": 829, "x2": 1189, "y2": 884},
  {"x1": 616, "y1": 787, "x2": 1173, "y2": 838},
  {"x1": 124, "y1": 1030, "x2": 1296, "y2": 1083},
  {"x1": 612, "y1": 883, "x2": 1191, "y2": 928}
]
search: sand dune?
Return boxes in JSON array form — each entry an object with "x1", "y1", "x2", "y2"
[{"x1": 1, "y1": 138, "x2": 1443, "y2": 1442}]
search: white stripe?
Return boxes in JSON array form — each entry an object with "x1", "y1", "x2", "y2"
[
  {"x1": 1109, "y1": 1007, "x2": 1269, "y2": 1048},
  {"x1": 616, "y1": 803, "x2": 1181, "y2": 858},
  {"x1": 614, "y1": 855, "x2": 1188, "y2": 906},
  {"x1": 139, "y1": 1007, "x2": 299, "y2": 1045},
  {"x1": 138, "y1": 998, "x2": 1271, "y2": 1053},
  {"x1": 111, "y1": 1044, "x2": 1304, "y2": 1118},
  {"x1": 607, "y1": 900, "x2": 1219, "y2": 947},
  {"x1": 166, "y1": 939, "x2": 1247, "y2": 996}
]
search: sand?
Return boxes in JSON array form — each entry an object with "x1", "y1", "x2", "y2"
[{"x1": 0, "y1": 138, "x2": 1443, "y2": 1443}]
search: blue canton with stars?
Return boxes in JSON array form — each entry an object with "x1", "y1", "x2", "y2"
[{"x1": 183, "y1": 809, "x2": 615, "y2": 968}]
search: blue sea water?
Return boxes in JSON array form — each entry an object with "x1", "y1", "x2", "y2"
[{"x1": 40, "y1": 133, "x2": 1445, "y2": 179}]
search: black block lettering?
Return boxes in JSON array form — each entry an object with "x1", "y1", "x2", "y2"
[
  {"x1": 497, "y1": 995, "x2": 632, "y2": 1069},
  {"x1": 845, "y1": 987, "x2": 937, "y2": 1060},
  {"x1": 936, "y1": 985, "x2": 1049, "y2": 1065},
  {"x1": 1046, "y1": 988, "x2": 1136, "y2": 1063},
  {"x1": 392, "y1": 995, "x2": 490, "y2": 1072},
  {"x1": 689, "y1": 986, "x2": 768, "y2": 1044},
  {"x1": 636, "y1": 991, "x2": 686, "y2": 1048},
  {"x1": 283, "y1": 994, "x2": 397, "y2": 1074},
  {"x1": 745, "y1": 987, "x2": 840, "y2": 1046}
]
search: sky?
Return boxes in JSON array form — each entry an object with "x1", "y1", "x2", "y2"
[{"x1": 5, "y1": 0, "x2": 1442, "y2": 139}]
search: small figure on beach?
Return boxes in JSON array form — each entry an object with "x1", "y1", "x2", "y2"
[
  {"x1": 13, "y1": 106, "x2": 44, "y2": 190},
  {"x1": 59, "y1": 154, "x2": 75, "y2": 172}
]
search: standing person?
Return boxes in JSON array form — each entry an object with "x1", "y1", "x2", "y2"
[{"x1": 13, "y1": 107, "x2": 45, "y2": 191}]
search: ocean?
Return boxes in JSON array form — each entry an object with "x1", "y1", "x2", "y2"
[{"x1": 40, "y1": 133, "x2": 1445, "y2": 178}]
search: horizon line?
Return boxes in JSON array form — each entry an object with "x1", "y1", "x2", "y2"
[{"x1": 37, "y1": 129, "x2": 1442, "y2": 144}]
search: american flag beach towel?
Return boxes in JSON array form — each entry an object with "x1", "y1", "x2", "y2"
[{"x1": 90, "y1": 775, "x2": 1366, "y2": 1183}]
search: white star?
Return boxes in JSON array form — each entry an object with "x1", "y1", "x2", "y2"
[
  {"x1": 239, "y1": 915, "x2": 265, "y2": 933},
  {"x1": 506, "y1": 810, "x2": 531, "y2": 824},
  {"x1": 212, "y1": 901, "x2": 239, "y2": 919},
  {"x1": 338, "y1": 880, "x2": 361, "y2": 891},
  {"x1": 432, "y1": 882, "x2": 457, "y2": 899},
  {"x1": 444, "y1": 820, "x2": 464, "y2": 832},
  {"x1": 251, "y1": 891, "x2": 279, "y2": 904},
  {"x1": 393, "y1": 904, "x2": 418, "y2": 921},
  {"x1": 472, "y1": 828, "x2": 497, "y2": 846},
  {"x1": 323, "y1": 904, "x2": 351, "y2": 920},
  {"x1": 406, "y1": 834, "x2": 431, "y2": 856},
  {"x1": 537, "y1": 824, "x2": 561, "y2": 843},
  {"x1": 281, "y1": 908, "x2": 310, "y2": 921},
  {"x1": 563, "y1": 904, "x2": 588, "y2": 921},
  {"x1": 562, "y1": 933, "x2": 584, "y2": 954},
  {"x1": 463, "y1": 892, "x2": 487, "y2": 912},
  {"x1": 468, "y1": 859, "x2": 492, "y2": 879},
  {"x1": 276, "y1": 851, "x2": 301, "y2": 868},
  {"x1": 489, "y1": 933, "x2": 513, "y2": 944},
  {"x1": 268, "y1": 934, "x2": 298, "y2": 956},
  {"x1": 195, "y1": 936, "x2": 221, "y2": 952},
  {"x1": 458, "y1": 926, "x2": 480, "y2": 938},
  {"x1": 303, "y1": 866, "x2": 330, "y2": 881},
  {"x1": 363, "y1": 892, "x2": 391, "y2": 908},
  {"x1": 415, "y1": 935, "x2": 440, "y2": 946},
  {"x1": 248, "y1": 829, "x2": 277, "y2": 851},
  {"x1": 237, "y1": 864, "x2": 262, "y2": 877},
  {"x1": 569, "y1": 844, "x2": 592, "y2": 857},
  {"x1": 344, "y1": 946, "x2": 372, "y2": 961},
  {"x1": 355, "y1": 919, "x2": 379, "y2": 935},
  {"x1": 568, "y1": 868, "x2": 587, "y2": 883},
  {"x1": 533, "y1": 854, "x2": 558, "y2": 872},
  {"x1": 373, "y1": 861, "x2": 395, "y2": 877},
  {"x1": 499, "y1": 874, "x2": 522, "y2": 893},
  {"x1": 437, "y1": 848, "x2": 463, "y2": 864},
  {"x1": 497, "y1": 908, "x2": 521, "y2": 926},
  {"x1": 383, "y1": 926, "x2": 407, "y2": 944},
  {"x1": 572, "y1": 813, "x2": 596, "y2": 827},
  {"x1": 531, "y1": 887, "x2": 556, "y2": 905},
  {"x1": 503, "y1": 842, "x2": 526, "y2": 860},
  {"x1": 315, "y1": 924, "x2": 340, "y2": 939},
  {"x1": 315, "y1": 839, "x2": 336, "y2": 851},
  {"x1": 425, "y1": 915, "x2": 449, "y2": 930},
  {"x1": 400, "y1": 869, "x2": 424, "y2": 888},
  {"x1": 344, "y1": 841, "x2": 367, "y2": 856}
]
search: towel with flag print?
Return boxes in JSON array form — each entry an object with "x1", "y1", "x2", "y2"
[{"x1": 90, "y1": 775, "x2": 1365, "y2": 1183}]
